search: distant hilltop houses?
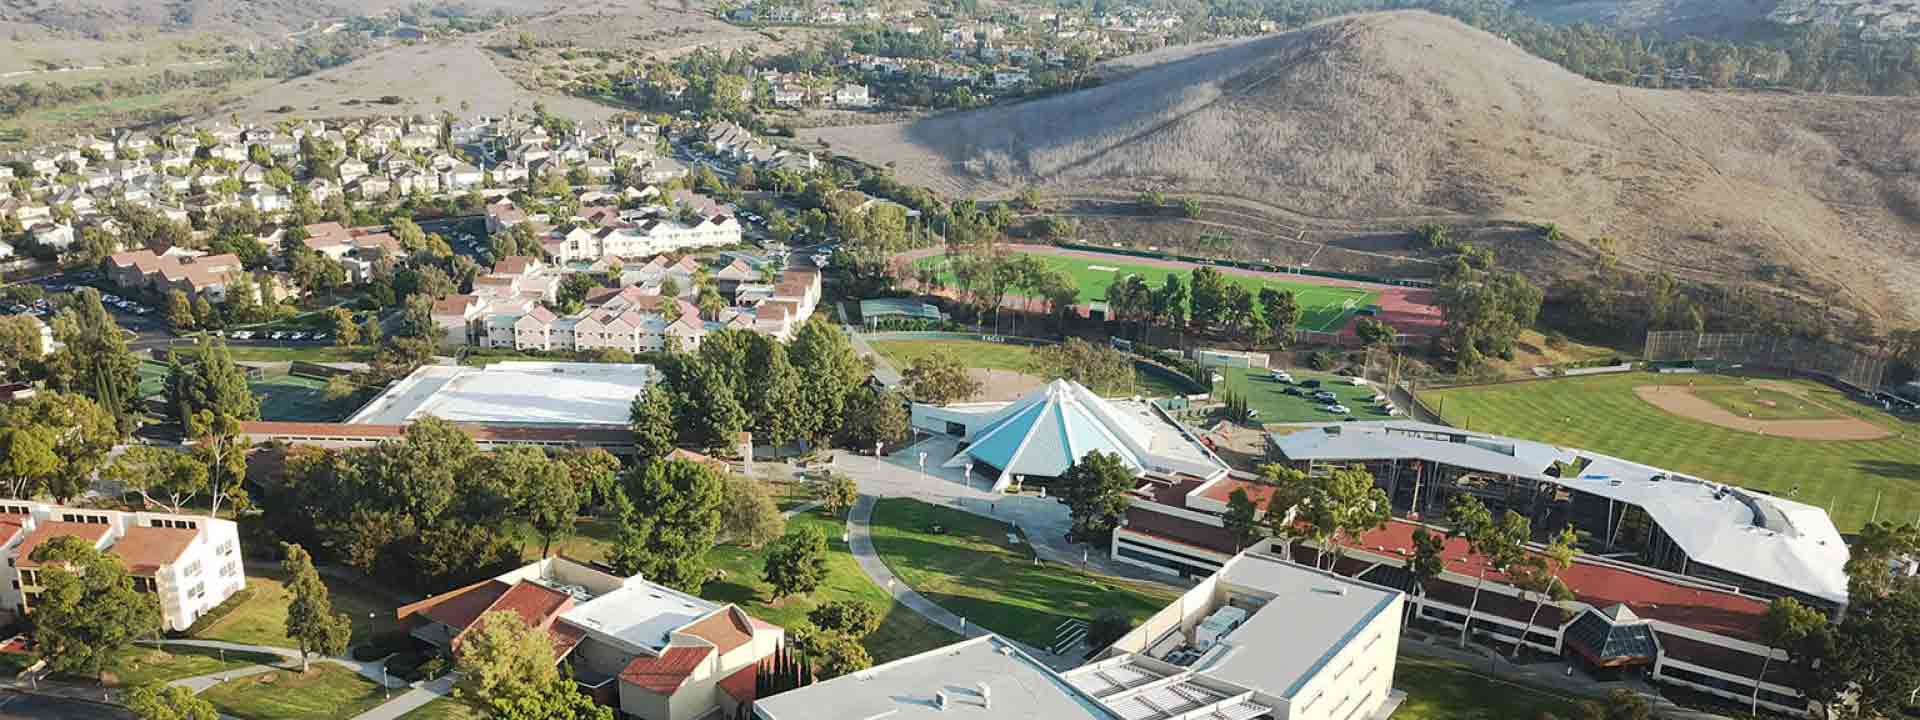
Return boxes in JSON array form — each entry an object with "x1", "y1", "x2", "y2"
[{"x1": 1769, "y1": 0, "x2": 1920, "y2": 40}]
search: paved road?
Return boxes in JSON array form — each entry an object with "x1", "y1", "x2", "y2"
[{"x1": 0, "y1": 693, "x2": 132, "y2": 719}]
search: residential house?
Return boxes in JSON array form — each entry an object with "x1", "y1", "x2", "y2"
[
  {"x1": 108, "y1": 250, "x2": 246, "y2": 300},
  {"x1": 28, "y1": 223, "x2": 74, "y2": 251},
  {"x1": 831, "y1": 84, "x2": 872, "y2": 107}
]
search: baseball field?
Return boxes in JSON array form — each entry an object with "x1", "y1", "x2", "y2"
[{"x1": 1419, "y1": 371, "x2": 1920, "y2": 531}]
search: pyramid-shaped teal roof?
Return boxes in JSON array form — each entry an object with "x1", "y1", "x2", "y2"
[{"x1": 945, "y1": 380, "x2": 1153, "y2": 479}]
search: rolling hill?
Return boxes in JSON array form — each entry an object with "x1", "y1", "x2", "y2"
[{"x1": 806, "y1": 11, "x2": 1920, "y2": 322}]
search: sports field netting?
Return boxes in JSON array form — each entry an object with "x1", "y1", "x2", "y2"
[
  {"x1": 1645, "y1": 331, "x2": 1888, "y2": 390},
  {"x1": 916, "y1": 252, "x2": 1376, "y2": 332}
]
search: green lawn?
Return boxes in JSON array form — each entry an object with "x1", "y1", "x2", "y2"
[
  {"x1": 105, "y1": 646, "x2": 283, "y2": 687},
  {"x1": 867, "y1": 498, "x2": 1179, "y2": 652},
  {"x1": 137, "y1": 360, "x2": 170, "y2": 399},
  {"x1": 397, "y1": 697, "x2": 484, "y2": 720},
  {"x1": 867, "y1": 338, "x2": 1192, "y2": 398},
  {"x1": 1215, "y1": 367, "x2": 1392, "y2": 422},
  {"x1": 200, "y1": 665, "x2": 389, "y2": 720},
  {"x1": 700, "y1": 509, "x2": 962, "y2": 664},
  {"x1": 1694, "y1": 387, "x2": 1838, "y2": 420},
  {"x1": 1420, "y1": 372, "x2": 1920, "y2": 530},
  {"x1": 220, "y1": 346, "x2": 373, "y2": 364},
  {"x1": 194, "y1": 568, "x2": 401, "y2": 650},
  {"x1": 1393, "y1": 656, "x2": 1583, "y2": 719},
  {"x1": 915, "y1": 252, "x2": 1376, "y2": 331}
]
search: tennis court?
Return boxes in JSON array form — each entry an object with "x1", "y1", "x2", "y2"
[{"x1": 915, "y1": 251, "x2": 1376, "y2": 332}]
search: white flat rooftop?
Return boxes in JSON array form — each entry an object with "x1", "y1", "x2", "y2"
[
  {"x1": 348, "y1": 361, "x2": 657, "y2": 427},
  {"x1": 560, "y1": 580, "x2": 718, "y2": 655},
  {"x1": 1198, "y1": 554, "x2": 1400, "y2": 698},
  {"x1": 753, "y1": 636, "x2": 1118, "y2": 720}
]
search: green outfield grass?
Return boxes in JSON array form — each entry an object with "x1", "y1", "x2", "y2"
[
  {"x1": 868, "y1": 338, "x2": 1193, "y2": 398},
  {"x1": 1420, "y1": 373, "x2": 1920, "y2": 531},
  {"x1": 1214, "y1": 367, "x2": 1393, "y2": 422},
  {"x1": 915, "y1": 252, "x2": 1375, "y2": 331},
  {"x1": 1694, "y1": 387, "x2": 1838, "y2": 420}
]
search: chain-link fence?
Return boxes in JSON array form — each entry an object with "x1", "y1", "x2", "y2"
[{"x1": 1644, "y1": 331, "x2": 1888, "y2": 391}]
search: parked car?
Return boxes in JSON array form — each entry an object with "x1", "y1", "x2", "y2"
[
  {"x1": 1269, "y1": 370, "x2": 1294, "y2": 383},
  {"x1": 1312, "y1": 391, "x2": 1338, "y2": 402},
  {"x1": 1324, "y1": 404, "x2": 1351, "y2": 414},
  {"x1": 1301, "y1": 379, "x2": 1322, "y2": 389},
  {"x1": 1282, "y1": 387, "x2": 1304, "y2": 397},
  {"x1": 1346, "y1": 376, "x2": 1367, "y2": 386}
]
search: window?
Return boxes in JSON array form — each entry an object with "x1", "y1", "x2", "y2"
[
  {"x1": 220, "y1": 562, "x2": 238, "y2": 578},
  {"x1": 189, "y1": 583, "x2": 205, "y2": 599},
  {"x1": 218, "y1": 541, "x2": 235, "y2": 556},
  {"x1": 59, "y1": 513, "x2": 108, "y2": 525},
  {"x1": 151, "y1": 518, "x2": 197, "y2": 530},
  {"x1": 19, "y1": 569, "x2": 39, "y2": 586},
  {"x1": 184, "y1": 561, "x2": 201, "y2": 577},
  {"x1": 0, "y1": 505, "x2": 29, "y2": 515},
  {"x1": 131, "y1": 577, "x2": 156, "y2": 593}
]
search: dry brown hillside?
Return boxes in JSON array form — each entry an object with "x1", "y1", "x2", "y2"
[{"x1": 806, "y1": 11, "x2": 1920, "y2": 322}]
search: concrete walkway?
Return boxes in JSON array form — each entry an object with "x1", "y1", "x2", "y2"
[
  {"x1": 349, "y1": 674, "x2": 455, "y2": 720},
  {"x1": 781, "y1": 500, "x2": 823, "y2": 518},
  {"x1": 844, "y1": 326, "x2": 904, "y2": 387},
  {"x1": 844, "y1": 494, "x2": 1075, "y2": 670},
  {"x1": 143, "y1": 639, "x2": 407, "y2": 689},
  {"x1": 167, "y1": 664, "x2": 279, "y2": 693}
]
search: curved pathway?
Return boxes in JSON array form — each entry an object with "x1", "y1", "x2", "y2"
[{"x1": 843, "y1": 494, "x2": 1073, "y2": 669}]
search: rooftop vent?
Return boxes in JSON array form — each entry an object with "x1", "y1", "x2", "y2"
[
  {"x1": 935, "y1": 690, "x2": 949, "y2": 711},
  {"x1": 977, "y1": 682, "x2": 991, "y2": 709}
]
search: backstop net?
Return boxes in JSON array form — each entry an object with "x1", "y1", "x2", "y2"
[{"x1": 1643, "y1": 331, "x2": 1889, "y2": 391}]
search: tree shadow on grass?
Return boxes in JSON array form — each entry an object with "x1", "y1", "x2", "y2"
[{"x1": 1853, "y1": 459, "x2": 1920, "y2": 481}]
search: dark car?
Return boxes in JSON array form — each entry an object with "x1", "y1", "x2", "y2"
[
  {"x1": 1282, "y1": 386, "x2": 1304, "y2": 396},
  {"x1": 1301, "y1": 379, "x2": 1323, "y2": 389}
]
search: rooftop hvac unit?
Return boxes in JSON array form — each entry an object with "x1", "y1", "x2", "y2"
[{"x1": 1195, "y1": 606, "x2": 1250, "y2": 651}]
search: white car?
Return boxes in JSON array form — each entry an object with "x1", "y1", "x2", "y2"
[
  {"x1": 288, "y1": 332, "x2": 307, "y2": 340},
  {"x1": 1346, "y1": 376, "x2": 1367, "y2": 386},
  {"x1": 1324, "y1": 404, "x2": 1351, "y2": 414},
  {"x1": 1270, "y1": 370, "x2": 1294, "y2": 383},
  {"x1": 271, "y1": 331, "x2": 287, "y2": 340}
]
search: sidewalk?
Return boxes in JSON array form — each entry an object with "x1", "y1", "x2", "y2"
[
  {"x1": 350, "y1": 674, "x2": 455, "y2": 720},
  {"x1": 1399, "y1": 632, "x2": 1732, "y2": 719},
  {"x1": 844, "y1": 325, "x2": 903, "y2": 387},
  {"x1": 844, "y1": 494, "x2": 1076, "y2": 670},
  {"x1": 145, "y1": 639, "x2": 407, "y2": 689}
]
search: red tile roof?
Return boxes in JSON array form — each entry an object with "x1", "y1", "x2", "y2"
[
  {"x1": 682, "y1": 609, "x2": 753, "y2": 654},
  {"x1": 112, "y1": 526, "x2": 200, "y2": 573},
  {"x1": 718, "y1": 662, "x2": 758, "y2": 704},
  {"x1": 1336, "y1": 520, "x2": 1769, "y2": 641},
  {"x1": 397, "y1": 579, "x2": 510, "y2": 631},
  {"x1": 478, "y1": 581, "x2": 573, "y2": 633},
  {"x1": 619, "y1": 646, "x2": 712, "y2": 695},
  {"x1": 1197, "y1": 476, "x2": 1280, "y2": 510},
  {"x1": 14, "y1": 523, "x2": 113, "y2": 568}
]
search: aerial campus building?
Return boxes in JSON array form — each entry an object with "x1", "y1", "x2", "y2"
[
  {"x1": 752, "y1": 551, "x2": 1405, "y2": 720},
  {"x1": 240, "y1": 361, "x2": 658, "y2": 455},
  {"x1": 909, "y1": 379, "x2": 1229, "y2": 492},
  {"x1": 0, "y1": 501, "x2": 244, "y2": 632},
  {"x1": 1112, "y1": 420, "x2": 1851, "y2": 716}
]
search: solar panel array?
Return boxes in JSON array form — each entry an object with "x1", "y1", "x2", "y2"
[{"x1": 1070, "y1": 662, "x2": 1168, "y2": 699}]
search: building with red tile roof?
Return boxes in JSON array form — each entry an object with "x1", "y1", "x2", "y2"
[
  {"x1": 0, "y1": 501, "x2": 244, "y2": 632},
  {"x1": 397, "y1": 557, "x2": 782, "y2": 720}
]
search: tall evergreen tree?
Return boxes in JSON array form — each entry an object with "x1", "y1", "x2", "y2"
[
  {"x1": 43, "y1": 289, "x2": 140, "y2": 433},
  {"x1": 165, "y1": 338, "x2": 261, "y2": 427},
  {"x1": 610, "y1": 459, "x2": 722, "y2": 590},
  {"x1": 628, "y1": 385, "x2": 679, "y2": 465},
  {"x1": 787, "y1": 317, "x2": 866, "y2": 445},
  {"x1": 282, "y1": 543, "x2": 352, "y2": 671}
]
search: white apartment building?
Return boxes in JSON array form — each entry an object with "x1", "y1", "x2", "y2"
[
  {"x1": 546, "y1": 216, "x2": 742, "y2": 264},
  {"x1": 0, "y1": 502, "x2": 244, "y2": 632}
]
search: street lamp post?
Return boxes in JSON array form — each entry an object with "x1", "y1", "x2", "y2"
[{"x1": 917, "y1": 452, "x2": 927, "y2": 484}]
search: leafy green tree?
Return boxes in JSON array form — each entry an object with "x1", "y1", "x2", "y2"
[
  {"x1": 670, "y1": 359, "x2": 748, "y2": 451},
  {"x1": 1187, "y1": 267, "x2": 1228, "y2": 330},
  {"x1": 1512, "y1": 526, "x2": 1579, "y2": 658},
  {"x1": 456, "y1": 610, "x2": 558, "y2": 707},
  {"x1": 1084, "y1": 607, "x2": 1133, "y2": 655},
  {"x1": 1259, "y1": 288, "x2": 1300, "y2": 348},
  {"x1": 798, "y1": 626, "x2": 872, "y2": 680},
  {"x1": 0, "y1": 315, "x2": 44, "y2": 381},
  {"x1": 811, "y1": 471, "x2": 858, "y2": 518},
  {"x1": 787, "y1": 317, "x2": 866, "y2": 445},
  {"x1": 1056, "y1": 450, "x2": 1135, "y2": 544},
  {"x1": 1153, "y1": 275, "x2": 1188, "y2": 345},
  {"x1": 743, "y1": 334, "x2": 805, "y2": 448},
  {"x1": 165, "y1": 290, "x2": 195, "y2": 332},
  {"x1": 327, "y1": 308, "x2": 359, "y2": 347},
  {"x1": 165, "y1": 338, "x2": 261, "y2": 427},
  {"x1": 282, "y1": 543, "x2": 352, "y2": 671},
  {"x1": 1437, "y1": 261, "x2": 1543, "y2": 370},
  {"x1": 1292, "y1": 466, "x2": 1389, "y2": 571},
  {"x1": 611, "y1": 459, "x2": 723, "y2": 590},
  {"x1": 1812, "y1": 586, "x2": 1918, "y2": 718},
  {"x1": 43, "y1": 289, "x2": 141, "y2": 432},
  {"x1": 1222, "y1": 488, "x2": 1260, "y2": 551},
  {"x1": 719, "y1": 473, "x2": 784, "y2": 549},
  {"x1": 1030, "y1": 338, "x2": 1133, "y2": 396},
  {"x1": 558, "y1": 448, "x2": 623, "y2": 511},
  {"x1": 124, "y1": 683, "x2": 219, "y2": 720},
  {"x1": 508, "y1": 447, "x2": 579, "y2": 557},
  {"x1": 902, "y1": 349, "x2": 980, "y2": 404},
  {"x1": 0, "y1": 422, "x2": 57, "y2": 499},
  {"x1": 1408, "y1": 527, "x2": 1447, "y2": 600},
  {"x1": 109, "y1": 446, "x2": 207, "y2": 513},
  {"x1": 1573, "y1": 689, "x2": 1652, "y2": 720},
  {"x1": 1753, "y1": 596, "x2": 1826, "y2": 714},
  {"x1": 808, "y1": 600, "x2": 881, "y2": 639},
  {"x1": 764, "y1": 525, "x2": 830, "y2": 600},
  {"x1": 1355, "y1": 318, "x2": 1396, "y2": 348},
  {"x1": 1842, "y1": 521, "x2": 1918, "y2": 600},
  {"x1": 628, "y1": 386, "x2": 678, "y2": 466},
  {"x1": 487, "y1": 672, "x2": 614, "y2": 720},
  {"x1": 4, "y1": 392, "x2": 119, "y2": 503},
  {"x1": 29, "y1": 535, "x2": 162, "y2": 680},
  {"x1": 839, "y1": 389, "x2": 908, "y2": 451},
  {"x1": 1446, "y1": 495, "x2": 1530, "y2": 649}
]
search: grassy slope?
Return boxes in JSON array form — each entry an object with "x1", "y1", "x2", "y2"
[
  {"x1": 867, "y1": 498, "x2": 1178, "y2": 651},
  {"x1": 701, "y1": 510, "x2": 962, "y2": 663},
  {"x1": 103, "y1": 646, "x2": 282, "y2": 687},
  {"x1": 1394, "y1": 656, "x2": 1583, "y2": 719},
  {"x1": 916, "y1": 252, "x2": 1374, "y2": 331},
  {"x1": 200, "y1": 665, "x2": 388, "y2": 720},
  {"x1": 1421, "y1": 373, "x2": 1920, "y2": 530},
  {"x1": 867, "y1": 338, "x2": 1190, "y2": 398},
  {"x1": 397, "y1": 697, "x2": 484, "y2": 720},
  {"x1": 193, "y1": 567, "x2": 400, "y2": 649}
]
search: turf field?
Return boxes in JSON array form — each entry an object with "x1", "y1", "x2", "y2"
[
  {"x1": 1214, "y1": 367, "x2": 1394, "y2": 422},
  {"x1": 915, "y1": 252, "x2": 1376, "y2": 331},
  {"x1": 867, "y1": 338, "x2": 1194, "y2": 398},
  {"x1": 250, "y1": 374, "x2": 357, "y2": 422},
  {"x1": 1420, "y1": 372, "x2": 1920, "y2": 530}
]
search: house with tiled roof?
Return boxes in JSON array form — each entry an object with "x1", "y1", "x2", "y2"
[
  {"x1": 0, "y1": 501, "x2": 244, "y2": 632},
  {"x1": 398, "y1": 557, "x2": 781, "y2": 719},
  {"x1": 107, "y1": 249, "x2": 247, "y2": 300}
]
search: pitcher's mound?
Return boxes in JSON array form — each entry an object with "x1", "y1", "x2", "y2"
[{"x1": 1633, "y1": 385, "x2": 1891, "y2": 441}]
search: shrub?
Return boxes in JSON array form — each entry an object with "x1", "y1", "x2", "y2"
[
  {"x1": 1307, "y1": 351, "x2": 1337, "y2": 370},
  {"x1": 178, "y1": 589, "x2": 254, "y2": 638}
]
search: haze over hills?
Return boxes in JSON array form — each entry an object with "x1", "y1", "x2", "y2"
[
  {"x1": 0, "y1": 0, "x2": 548, "y2": 38},
  {"x1": 806, "y1": 11, "x2": 1920, "y2": 321}
]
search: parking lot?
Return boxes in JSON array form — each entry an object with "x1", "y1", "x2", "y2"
[{"x1": 1214, "y1": 367, "x2": 1398, "y2": 423}]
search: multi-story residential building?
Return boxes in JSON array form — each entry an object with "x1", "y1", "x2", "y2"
[
  {"x1": 108, "y1": 250, "x2": 246, "y2": 300},
  {"x1": 398, "y1": 556, "x2": 781, "y2": 720},
  {"x1": 544, "y1": 215, "x2": 742, "y2": 263},
  {"x1": 0, "y1": 501, "x2": 244, "y2": 632}
]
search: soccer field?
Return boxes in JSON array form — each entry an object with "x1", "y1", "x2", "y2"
[
  {"x1": 915, "y1": 252, "x2": 1376, "y2": 332},
  {"x1": 1420, "y1": 372, "x2": 1920, "y2": 531},
  {"x1": 867, "y1": 338, "x2": 1195, "y2": 398}
]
